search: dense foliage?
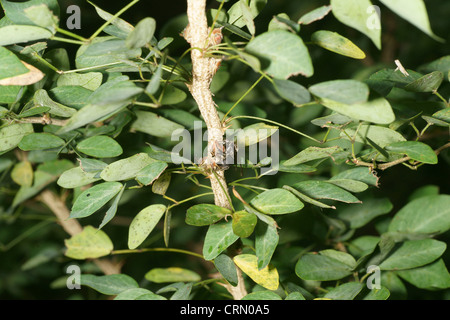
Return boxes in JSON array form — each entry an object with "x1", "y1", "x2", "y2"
[{"x1": 0, "y1": 0, "x2": 449, "y2": 300}]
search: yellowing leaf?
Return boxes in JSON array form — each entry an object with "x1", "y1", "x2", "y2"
[
  {"x1": 233, "y1": 254, "x2": 279, "y2": 290},
  {"x1": 11, "y1": 161, "x2": 33, "y2": 187},
  {"x1": 0, "y1": 61, "x2": 44, "y2": 86},
  {"x1": 64, "y1": 226, "x2": 113, "y2": 259}
]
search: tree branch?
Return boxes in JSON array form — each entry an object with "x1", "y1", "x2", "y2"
[
  {"x1": 38, "y1": 189, "x2": 122, "y2": 275},
  {"x1": 184, "y1": 0, "x2": 247, "y2": 300}
]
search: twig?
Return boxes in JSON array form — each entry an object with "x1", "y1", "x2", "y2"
[
  {"x1": 352, "y1": 142, "x2": 450, "y2": 170},
  {"x1": 38, "y1": 190, "x2": 122, "y2": 275},
  {"x1": 14, "y1": 116, "x2": 68, "y2": 127}
]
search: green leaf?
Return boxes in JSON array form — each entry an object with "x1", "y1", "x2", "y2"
[
  {"x1": 77, "y1": 135, "x2": 123, "y2": 158},
  {"x1": 385, "y1": 141, "x2": 438, "y2": 164},
  {"x1": 50, "y1": 86, "x2": 93, "y2": 110},
  {"x1": 69, "y1": 182, "x2": 123, "y2": 219},
  {"x1": 336, "y1": 198, "x2": 393, "y2": 229},
  {"x1": 145, "y1": 267, "x2": 201, "y2": 283},
  {"x1": 0, "y1": 25, "x2": 53, "y2": 46},
  {"x1": 250, "y1": 188, "x2": 304, "y2": 215},
  {"x1": 244, "y1": 204, "x2": 279, "y2": 229},
  {"x1": 432, "y1": 108, "x2": 450, "y2": 124},
  {"x1": 0, "y1": 85, "x2": 22, "y2": 104},
  {"x1": 214, "y1": 254, "x2": 238, "y2": 287},
  {"x1": 245, "y1": 30, "x2": 313, "y2": 79},
  {"x1": 320, "y1": 249, "x2": 357, "y2": 268},
  {"x1": 295, "y1": 251, "x2": 355, "y2": 281},
  {"x1": 311, "y1": 30, "x2": 366, "y2": 59},
  {"x1": 98, "y1": 183, "x2": 125, "y2": 230},
  {"x1": 388, "y1": 195, "x2": 450, "y2": 235},
  {"x1": 379, "y1": 239, "x2": 446, "y2": 270},
  {"x1": 420, "y1": 56, "x2": 450, "y2": 81},
  {"x1": 18, "y1": 106, "x2": 50, "y2": 118},
  {"x1": 298, "y1": 5, "x2": 331, "y2": 25},
  {"x1": 255, "y1": 223, "x2": 279, "y2": 270},
  {"x1": 272, "y1": 79, "x2": 311, "y2": 106},
  {"x1": 145, "y1": 63, "x2": 163, "y2": 95},
  {"x1": 285, "y1": 292, "x2": 306, "y2": 300},
  {"x1": 396, "y1": 259, "x2": 450, "y2": 289},
  {"x1": 341, "y1": 124, "x2": 406, "y2": 149},
  {"x1": 362, "y1": 286, "x2": 390, "y2": 300},
  {"x1": 58, "y1": 101, "x2": 128, "y2": 134},
  {"x1": 2, "y1": 0, "x2": 60, "y2": 25},
  {"x1": 319, "y1": 97, "x2": 395, "y2": 125},
  {"x1": 242, "y1": 291, "x2": 282, "y2": 300},
  {"x1": 228, "y1": 0, "x2": 267, "y2": 28},
  {"x1": 379, "y1": 0, "x2": 443, "y2": 42},
  {"x1": 23, "y1": 4, "x2": 58, "y2": 32},
  {"x1": 135, "y1": 161, "x2": 168, "y2": 186},
  {"x1": 57, "y1": 72, "x2": 103, "y2": 91},
  {"x1": 233, "y1": 254, "x2": 279, "y2": 290},
  {"x1": 151, "y1": 172, "x2": 171, "y2": 195},
  {"x1": 75, "y1": 38, "x2": 141, "y2": 69},
  {"x1": 326, "y1": 179, "x2": 368, "y2": 193},
  {"x1": 404, "y1": 71, "x2": 444, "y2": 92},
  {"x1": 87, "y1": 77, "x2": 143, "y2": 105},
  {"x1": 380, "y1": 272, "x2": 407, "y2": 300},
  {"x1": 159, "y1": 85, "x2": 187, "y2": 106},
  {"x1": 11, "y1": 161, "x2": 33, "y2": 187},
  {"x1": 232, "y1": 210, "x2": 257, "y2": 238},
  {"x1": 284, "y1": 146, "x2": 342, "y2": 166},
  {"x1": 89, "y1": 0, "x2": 133, "y2": 36},
  {"x1": 331, "y1": 167, "x2": 379, "y2": 186},
  {"x1": 408, "y1": 185, "x2": 440, "y2": 201},
  {"x1": 21, "y1": 246, "x2": 60, "y2": 271},
  {"x1": 309, "y1": 80, "x2": 369, "y2": 105},
  {"x1": 203, "y1": 220, "x2": 240, "y2": 261},
  {"x1": 80, "y1": 274, "x2": 138, "y2": 295},
  {"x1": 292, "y1": 180, "x2": 361, "y2": 204},
  {"x1": 126, "y1": 17, "x2": 156, "y2": 49},
  {"x1": 283, "y1": 185, "x2": 336, "y2": 209},
  {"x1": 0, "y1": 47, "x2": 29, "y2": 80},
  {"x1": 18, "y1": 133, "x2": 65, "y2": 151},
  {"x1": 239, "y1": 0, "x2": 255, "y2": 35},
  {"x1": 57, "y1": 167, "x2": 101, "y2": 189},
  {"x1": 128, "y1": 204, "x2": 166, "y2": 249},
  {"x1": 33, "y1": 89, "x2": 76, "y2": 118},
  {"x1": 324, "y1": 282, "x2": 364, "y2": 300},
  {"x1": 131, "y1": 110, "x2": 185, "y2": 138},
  {"x1": 0, "y1": 123, "x2": 34, "y2": 152},
  {"x1": 114, "y1": 288, "x2": 166, "y2": 300},
  {"x1": 236, "y1": 123, "x2": 278, "y2": 146},
  {"x1": 100, "y1": 153, "x2": 156, "y2": 182},
  {"x1": 366, "y1": 68, "x2": 422, "y2": 96},
  {"x1": 348, "y1": 236, "x2": 380, "y2": 259},
  {"x1": 268, "y1": 13, "x2": 298, "y2": 33},
  {"x1": 64, "y1": 225, "x2": 113, "y2": 259},
  {"x1": 79, "y1": 158, "x2": 108, "y2": 173},
  {"x1": 331, "y1": 0, "x2": 381, "y2": 49},
  {"x1": 186, "y1": 204, "x2": 231, "y2": 226},
  {"x1": 170, "y1": 282, "x2": 193, "y2": 300}
]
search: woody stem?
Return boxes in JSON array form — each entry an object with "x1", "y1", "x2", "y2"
[{"x1": 185, "y1": 0, "x2": 247, "y2": 300}]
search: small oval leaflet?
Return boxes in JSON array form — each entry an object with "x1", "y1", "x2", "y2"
[{"x1": 128, "y1": 204, "x2": 167, "y2": 249}]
